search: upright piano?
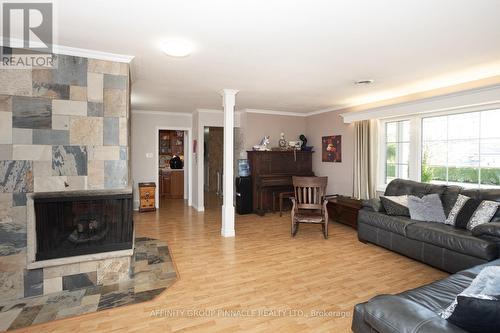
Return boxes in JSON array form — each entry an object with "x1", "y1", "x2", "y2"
[{"x1": 247, "y1": 150, "x2": 314, "y2": 215}]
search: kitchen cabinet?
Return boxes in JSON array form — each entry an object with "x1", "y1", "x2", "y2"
[{"x1": 160, "y1": 170, "x2": 184, "y2": 199}]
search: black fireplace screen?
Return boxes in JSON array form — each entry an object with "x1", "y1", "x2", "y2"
[{"x1": 34, "y1": 193, "x2": 133, "y2": 261}]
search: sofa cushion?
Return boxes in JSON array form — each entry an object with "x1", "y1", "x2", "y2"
[
  {"x1": 380, "y1": 195, "x2": 410, "y2": 216},
  {"x1": 384, "y1": 179, "x2": 461, "y2": 216},
  {"x1": 358, "y1": 209, "x2": 418, "y2": 236},
  {"x1": 447, "y1": 296, "x2": 500, "y2": 333},
  {"x1": 406, "y1": 222, "x2": 499, "y2": 260},
  {"x1": 399, "y1": 273, "x2": 473, "y2": 312},
  {"x1": 385, "y1": 179, "x2": 446, "y2": 197},
  {"x1": 407, "y1": 194, "x2": 446, "y2": 223},
  {"x1": 445, "y1": 194, "x2": 500, "y2": 230},
  {"x1": 461, "y1": 188, "x2": 500, "y2": 221},
  {"x1": 441, "y1": 185, "x2": 462, "y2": 217}
]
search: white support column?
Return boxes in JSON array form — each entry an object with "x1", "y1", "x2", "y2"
[{"x1": 220, "y1": 89, "x2": 238, "y2": 237}]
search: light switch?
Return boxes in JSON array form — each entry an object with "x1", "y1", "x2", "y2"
[{"x1": 146, "y1": 153, "x2": 153, "y2": 158}]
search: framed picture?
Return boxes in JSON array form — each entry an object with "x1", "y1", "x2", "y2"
[{"x1": 322, "y1": 135, "x2": 342, "y2": 162}]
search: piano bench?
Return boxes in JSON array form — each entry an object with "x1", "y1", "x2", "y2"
[{"x1": 272, "y1": 191, "x2": 295, "y2": 217}]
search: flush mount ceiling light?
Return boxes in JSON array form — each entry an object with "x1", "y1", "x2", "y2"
[
  {"x1": 161, "y1": 38, "x2": 194, "y2": 57},
  {"x1": 355, "y1": 79, "x2": 375, "y2": 85}
]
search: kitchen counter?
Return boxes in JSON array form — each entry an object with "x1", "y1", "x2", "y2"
[{"x1": 159, "y1": 168, "x2": 184, "y2": 173}]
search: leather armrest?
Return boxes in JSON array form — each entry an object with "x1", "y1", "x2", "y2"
[
  {"x1": 362, "y1": 198, "x2": 384, "y2": 212},
  {"x1": 471, "y1": 222, "x2": 500, "y2": 238},
  {"x1": 364, "y1": 295, "x2": 468, "y2": 333}
]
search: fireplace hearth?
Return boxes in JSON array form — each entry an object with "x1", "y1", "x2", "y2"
[{"x1": 29, "y1": 189, "x2": 134, "y2": 262}]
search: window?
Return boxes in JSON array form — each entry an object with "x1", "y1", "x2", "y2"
[
  {"x1": 379, "y1": 107, "x2": 500, "y2": 190},
  {"x1": 384, "y1": 120, "x2": 410, "y2": 184},
  {"x1": 422, "y1": 109, "x2": 500, "y2": 188}
]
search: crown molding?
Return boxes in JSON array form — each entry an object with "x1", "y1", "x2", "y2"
[
  {"x1": 340, "y1": 83, "x2": 500, "y2": 123},
  {"x1": 305, "y1": 106, "x2": 346, "y2": 117},
  {"x1": 1, "y1": 37, "x2": 134, "y2": 63},
  {"x1": 132, "y1": 109, "x2": 192, "y2": 117},
  {"x1": 243, "y1": 108, "x2": 307, "y2": 117}
]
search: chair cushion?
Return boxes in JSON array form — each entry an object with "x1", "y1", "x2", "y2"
[
  {"x1": 358, "y1": 209, "x2": 418, "y2": 236},
  {"x1": 294, "y1": 212, "x2": 323, "y2": 223},
  {"x1": 406, "y1": 222, "x2": 499, "y2": 260}
]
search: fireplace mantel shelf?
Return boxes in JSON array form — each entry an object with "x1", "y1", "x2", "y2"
[{"x1": 28, "y1": 187, "x2": 133, "y2": 200}]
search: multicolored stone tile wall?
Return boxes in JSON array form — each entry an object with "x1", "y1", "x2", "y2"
[{"x1": 0, "y1": 52, "x2": 130, "y2": 301}]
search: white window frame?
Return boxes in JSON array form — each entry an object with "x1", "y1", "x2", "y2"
[
  {"x1": 377, "y1": 104, "x2": 500, "y2": 192},
  {"x1": 378, "y1": 116, "x2": 420, "y2": 192}
]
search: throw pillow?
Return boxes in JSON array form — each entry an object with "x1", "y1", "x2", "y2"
[
  {"x1": 441, "y1": 266, "x2": 500, "y2": 320},
  {"x1": 407, "y1": 194, "x2": 446, "y2": 223},
  {"x1": 447, "y1": 296, "x2": 500, "y2": 333},
  {"x1": 380, "y1": 195, "x2": 409, "y2": 216},
  {"x1": 445, "y1": 194, "x2": 500, "y2": 230}
]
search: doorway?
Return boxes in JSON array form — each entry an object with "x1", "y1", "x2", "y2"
[
  {"x1": 204, "y1": 126, "x2": 223, "y2": 207},
  {"x1": 156, "y1": 128, "x2": 191, "y2": 208}
]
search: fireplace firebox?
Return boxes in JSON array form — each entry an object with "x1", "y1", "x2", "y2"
[{"x1": 34, "y1": 192, "x2": 133, "y2": 261}]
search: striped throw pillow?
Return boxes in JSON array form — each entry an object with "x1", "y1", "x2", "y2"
[{"x1": 445, "y1": 194, "x2": 500, "y2": 230}]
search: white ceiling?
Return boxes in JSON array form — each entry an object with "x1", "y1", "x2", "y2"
[{"x1": 55, "y1": 0, "x2": 500, "y2": 113}]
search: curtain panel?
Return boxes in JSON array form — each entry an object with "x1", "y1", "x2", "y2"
[{"x1": 353, "y1": 119, "x2": 378, "y2": 199}]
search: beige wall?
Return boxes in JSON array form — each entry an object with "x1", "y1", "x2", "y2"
[
  {"x1": 244, "y1": 113, "x2": 306, "y2": 150},
  {"x1": 241, "y1": 111, "x2": 355, "y2": 196},
  {"x1": 306, "y1": 110, "x2": 355, "y2": 196},
  {"x1": 131, "y1": 109, "x2": 351, "y2": 210},
  {"x1": 130, "y1": 111, "x2": 192, "y2": 208}
]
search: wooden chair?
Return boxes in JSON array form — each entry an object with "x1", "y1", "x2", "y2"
[{"x1": 290, "y1": 176, "x2": 329, "y2": 239}]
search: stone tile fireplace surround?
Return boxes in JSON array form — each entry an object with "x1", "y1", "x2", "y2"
[{"x1": 0, "y1": 50, "x2": 131, "y2": 302}]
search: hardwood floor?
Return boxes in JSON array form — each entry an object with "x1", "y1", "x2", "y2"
[{"x1": 16, "y1": 198, "x2": 447, "y2": 333}]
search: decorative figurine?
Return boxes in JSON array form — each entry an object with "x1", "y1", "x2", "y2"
[
  {"x1": 288, "y1": 141, "x2": 301, "y2": 150},
  {"x1": 278, "y1": 132, "x2": 287, "y2": 149},
  {"x1": 253, "y1": 136, "x2": 271, "y2": 151},
  {"x1": 299, "y1": 134, "x2": 307, "y2": 149}
]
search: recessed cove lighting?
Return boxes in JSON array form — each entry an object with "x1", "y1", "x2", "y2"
[
  {"x1": 161, "y1": 38, "x2": 194, "y2": 57},
  {"x1": 355, "y1": 79, "x2": 374, "y2": 85}
]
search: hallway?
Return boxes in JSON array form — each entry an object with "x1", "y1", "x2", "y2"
[{"x1": 23, "y1": 199, "x2": 447, "y2": 333}]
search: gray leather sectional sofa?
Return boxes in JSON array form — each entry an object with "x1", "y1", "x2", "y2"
[
  {"x1": 357, "y1": 179, "x2": 500, "y2": 273},
  {"x1": 352, "y1": 179, "x2": 500, "y2": 333},
  {"x1": 352, "y1": 259, "x2": 500, "y2": 333}
]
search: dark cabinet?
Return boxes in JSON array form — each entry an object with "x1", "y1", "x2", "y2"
[
  {"x1": 326, "y1": 197, "x2": 362, "y2": 229},
  {"x1": 236, "y1": 176, "x2": 252, "y2": 214}
]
